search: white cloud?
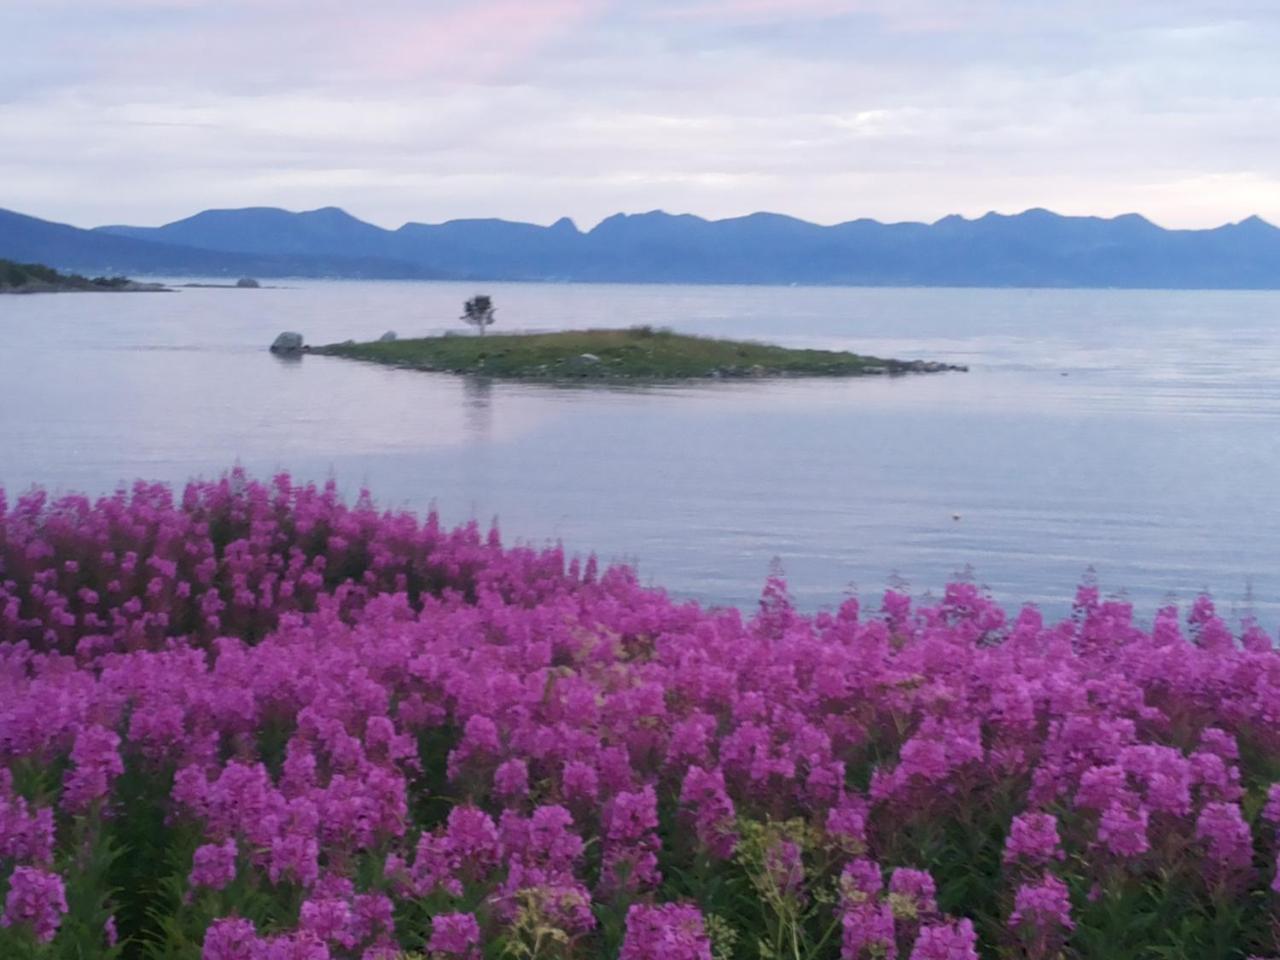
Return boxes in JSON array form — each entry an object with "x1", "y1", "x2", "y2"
[{"x1": 1, "y1": 0, "x2": 1279, "y2": 228}]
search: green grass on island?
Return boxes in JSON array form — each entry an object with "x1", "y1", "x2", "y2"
[
  {"x1": 312, "y1": 327, "x2": 966, "y2": 381},
  {"x1": 0, "y1": 258, "x2": 169, "y2": 293}
]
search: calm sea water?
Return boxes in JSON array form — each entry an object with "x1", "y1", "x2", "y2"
[{"x1": 3, "y1": 280, "x2": 1280, "y2": 621}]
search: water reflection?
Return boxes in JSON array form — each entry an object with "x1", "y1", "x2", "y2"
[{"x1": 461, "y1": 376, "x2": 494, "y2": 439}]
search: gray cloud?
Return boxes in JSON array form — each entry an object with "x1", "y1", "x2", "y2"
[{"x1": 2, "y1": 0, "x2": 1278, "y2": 228}]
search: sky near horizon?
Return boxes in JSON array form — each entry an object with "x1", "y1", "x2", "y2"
[{"x1": 3, "y1": 1, "x2": 1279, "y2": 230}]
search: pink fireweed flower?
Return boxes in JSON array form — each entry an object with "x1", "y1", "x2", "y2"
[
  {"x1": 190, "y1": 838, "x2": 238, "y2": 891},
  {"x1": 601, "y1": 785, "x2": 661, "y2": 892},
  {"x1": 667, "y1": 713, "x2": 716, "y2": 768},
  {"x1": 62, "y1": 723, "x2": 124, "y2": 813},
  {"x1": 619, "y1": 903, "x2": 712, "y2": 960},
  {"x1": 825, "y1": 795, "x2": 869, "y2": 855},
  {"x1": 352, "y1": 893, "x2": 394, "y2": 943},
  {"x1": 908, "y1": 917, "x2": 979, "y2": 960},
  {"x1": 1, "y1": 866, "x2": 68, "y2": 943},
  {"x1": 410, "y1": 832, "x2": 462, "y2": 898},
  {"x1": 1009, "y1": 874, "x2": 1074, "y2": 958},
  {"x1": 805, "y1": 758, "x2": 847, "y2": 808},
  {"x1": 202, "y1": 917, "x2": 259, "y2": 960},
  {"x1": 444, "y1": 805, "x2": 501, "y2": 876},
  {"x1": 492, "y1": 866, "x2": 596, "y2": 934},
  {"x1": 256, "y1": 931, "x2": 331, "y2": 959},
  {"x1": 1003, "y1": 812, "x2": 1064, "y2": 867},
  {"x1": 1263, "y1": 783, "x2": 1280, "y2": 826},
  {"x1": 882, "y1": 589, "x2": 912, "y2": 632},
  {"x1": 679, "y1": 766, "x2": 737, "y2": 859},
  {"x1": 1196, "y1": 802, "x2": 1254, "y2": 876},
  {"x1": 841, "y1": 901, "x2": 896, "y2": 960},
  {"x1": 1097, "y1": 802, "x2": 1150, "y2": 859},
  {"x1": 299, "y1": 896, "x2": 356, "y2": 949},
  {"x1": 1198, "y1": 728, "x2": 1240, "y2": 763},
  {"x1": 428, "y1": 911, "x2": 481, "y2": 957},
  {"x1": 269, "y1": 830, "x2": 320, "y2": 889},
  {"x1": 1075, "y1": 764, "x2": 1132, "y2": 813},
  {"x1": 840, "y1": 858, "x2": 883, "y2": 905},
  {"x1": 889, "y1": 867, "x2": 938, "y2": 917},
  {"x1": 561, "y1": 760, "x2": 599, "y2": 805},
  {"x1": 447, "y1": 715, "x2": 501, "y2": 781},
  {"x1": 1118, "y1": 745, "x2": 1193, "y2": 817},
  {"x1": 874, "y1": 718, "x2": 983, "y2": 801},
  {"x1": 0, "y1": 788, "x2": 55, "y2": 864},
  {"x1": 1191, "y1": 750, "x2": 1243, "y2": 804},
  {"x1": 493, "y1": 758, "x2": 530, "y2": 802},
  {"x1": 524, "y1": 805, "x2": 584, "y2": 871}
]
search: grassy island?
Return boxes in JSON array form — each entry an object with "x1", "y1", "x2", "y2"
[
  {"x1": 311, "y1": 327, "x2": 965, "y2": 381},
  {"x1": 0, "y1": 258, "x2": 170, "y2": 293}
]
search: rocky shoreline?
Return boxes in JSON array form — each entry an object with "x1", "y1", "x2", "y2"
[
  {"x1": 0, "y1": 279, "x2": 172, "y2": 294},
  {"x1": 1, "y1": 258, "x2": 172, "y2": 293}
]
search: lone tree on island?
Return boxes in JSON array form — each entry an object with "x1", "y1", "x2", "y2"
[{"x1": 462, "y1": 295, "x2": 496, "y2": 336}]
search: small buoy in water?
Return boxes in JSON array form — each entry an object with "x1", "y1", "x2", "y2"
[
  {"x1": 1060, "y1": 371, "x2": 1069, "y2": 377},
  {"x1": 951, "y1": 513, "x2": 962, "y2": 521}
]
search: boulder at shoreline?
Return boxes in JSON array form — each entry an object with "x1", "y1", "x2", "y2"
[{"x1": 269, "y1": 331, "x2": 305, "y2": 354}]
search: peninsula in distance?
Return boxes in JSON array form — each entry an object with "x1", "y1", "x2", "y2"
[{"x1": 1, "y1": 204, "x2": 1277, "y2": 289}]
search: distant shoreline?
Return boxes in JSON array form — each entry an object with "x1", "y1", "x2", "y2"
[
  {"x1": 179, "y1": 279, "x2": 272, "y2": 289},
  {"x1": 1, "y1": 257, "x2": 173, "y2": 294},
  {"x1": 0, "y1": 281, "x2": 173, "y2": 294}
]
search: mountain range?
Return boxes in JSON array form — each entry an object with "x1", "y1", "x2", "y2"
[{"x1": 1, "y1": 204, "x2": 1278, "y2": 288}]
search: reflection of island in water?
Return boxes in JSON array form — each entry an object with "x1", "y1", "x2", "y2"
[{"x1": 462, "y1": 377, "x2": 493, "y2": 438}]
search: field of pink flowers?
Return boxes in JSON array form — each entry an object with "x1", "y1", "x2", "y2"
[{"x1": 2, "y1": 471, "x2": 1280, "y2": 959}]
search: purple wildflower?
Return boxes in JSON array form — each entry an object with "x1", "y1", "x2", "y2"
[
  {"x1": 619, "y1": 903, "x2": 712, "y2": 960},
  {"x1": 428, "y1": 912, "x2": 481, "y2": 957},
  {"x1": 1, "y1": 867, "x2": 68, "y2": 943}
]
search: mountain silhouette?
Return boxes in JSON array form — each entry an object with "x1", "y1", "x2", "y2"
[
  {"x1": 1, "y1": 205, "x2": 1278, "y2": 287},
  {"x1": 0, "y1": 208, "x2": 446, "y2": 280}
]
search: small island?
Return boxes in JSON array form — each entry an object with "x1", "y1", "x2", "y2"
[
  {"x1": 0, "y1": 258, "x2": 170, "y2": 293},
  {"x1": 181, "y1": 277, "x2": 268, "y2": 289},
  {"x1": 310, "y1": 327, "x2": 966, "y2": 381}
]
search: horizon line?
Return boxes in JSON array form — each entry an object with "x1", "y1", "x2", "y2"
[{"x1": 9, "y1": 204, "x2": 1277, "y2": 235}]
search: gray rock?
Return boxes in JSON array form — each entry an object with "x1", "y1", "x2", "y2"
[
  {"x1": 378, "y1": 330, "x2": 397, "y2": 342},
  {"x1": 270, "y1": 331, "x2": 304, "y2": 354}
]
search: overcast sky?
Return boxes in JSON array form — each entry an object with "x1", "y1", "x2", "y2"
[{"x1": 3, "y1": 0, "x2": 1279, "y2": 230}]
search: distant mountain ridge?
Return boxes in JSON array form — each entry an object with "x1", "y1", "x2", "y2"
[{"x1": 1, "y1": 204, "x2": 1278, "y2": 288}]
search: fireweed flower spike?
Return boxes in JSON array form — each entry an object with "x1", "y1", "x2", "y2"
[{"x1": 3, "y1": 470, "x2": 1280, "y2": 956}]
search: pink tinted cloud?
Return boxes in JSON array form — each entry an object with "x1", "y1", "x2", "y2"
[
  {"x1": 654, "y1": 0, "x2": 987, "y2": 31},
  {"x1": 369, "y1": 0, "x2": 607, "y2": 82},
  {"x1": 44, "y1": 0, "x2": 607, "y2": 93}
]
